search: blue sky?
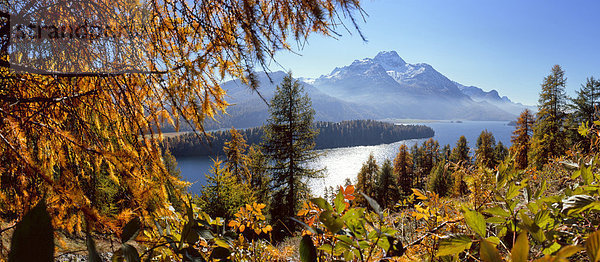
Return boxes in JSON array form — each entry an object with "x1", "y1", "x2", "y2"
[{"x1": 271, "y1": 0, "x2": 600, "y2": 106}]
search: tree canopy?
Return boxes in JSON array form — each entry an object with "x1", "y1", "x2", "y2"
[
  {"x1": 530, "y1": 65, "x2": 569, "y2": 167},
  {"x1": 450, "y1": 135, "x2": 470, "y2": 165},
  {"x1": 1, "y1": 0, "x2": 365, "y2": 231},
  {"x1": 511, "y1": 109, "x2": 534, "y2": 169}
]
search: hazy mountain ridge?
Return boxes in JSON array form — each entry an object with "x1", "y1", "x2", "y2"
[
  {"x1": 455, "y1": 82, "x2": 510, "y2": 103},
  {"x1": 197, "y1": 51, "x2": 531, "y2": 130},
  {"x1": 453, "y1": 81, "x2": 536, "y2": 115},
  {"x1": 202, "y1": 71, "x2": 378, "y2": 130}
]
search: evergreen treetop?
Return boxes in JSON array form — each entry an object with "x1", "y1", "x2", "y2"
[
  {"x1": 571, "y1": 77, "x2": 600, "y2": 125},
  {"x1": 394, "y1": 144, "x2": 414, "y2": 197},
  {"x1": 476, "y1": 130, "x2": 497, "y2": 169},
  {"x1": 262, "y1": 72, "x2": 321, "y2": 238},
  {"x1": 356, "y1": 153, "x2": 379, "y2": 206}
]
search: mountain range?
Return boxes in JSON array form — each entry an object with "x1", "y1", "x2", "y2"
[{"x1": 200, "y1": 51, "x2": 534, "y2": 130}]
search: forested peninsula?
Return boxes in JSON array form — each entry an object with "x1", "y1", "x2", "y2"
[{"x1": 165, "y1": 119, "x2": 434, "y2": 157}]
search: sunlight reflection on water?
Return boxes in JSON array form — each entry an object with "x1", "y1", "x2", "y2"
[
  {"x1": 308, "y1": 138, "x2": 425, "y2": 196},
  {"x1": 177, "y1": 121, "x2": 514, "y2": 196},
  {"x1": 307, "y1": 120, "x2": 513, "y2": 196}
]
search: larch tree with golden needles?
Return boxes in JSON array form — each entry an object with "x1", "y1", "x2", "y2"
[
  {"x1": 0, "y1": 0, "x2": 365, "y2": 234},
  {"x1": 223, "y1": 128, "x2": 251, "y2": 183},
  {"x1": 197, "y1": 159, "x2": 255, "y2": 220},
  {"x1": 450, "y1": 135, "x2": 470, "y2": 165},
  {"x1": 510, "y1": 109, "x2": 534, "y2": 169},
  {"x1": 530, "y1": 65, "x2": 569, "y2": 168}
]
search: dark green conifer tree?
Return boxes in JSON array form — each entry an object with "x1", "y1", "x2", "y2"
[
  {"x1": 494, "y1": 141, "x2": 508, "y2": 163},
  {"x1": 162, "y1": 149, "x2": 185, "y2": 213},
  {"x1": 394, "y1": 144, "x2": 413, "y2": 197},
  {"x1": 441, "y1": 144, "x2": 451, "y2": 162},
  {"x1": 247, "y1": 144, "x2": 270, "y2": 206},
  {"x1": 375, "y1": 159, "x2": 399, "y2": 209},
  {"x1": 476, "y1": 130, "x2": 497, "y2": 168},
  {"x1": 262, "y1": 73, "x2": 321, "y2": 237},
  {"x1": 570, "y1": 77, "x2": 600, "y2": 151},
  {"x1": 571, "y1": 77, "x2": 600, "y2": 125},
  {"x1": 413, "y1": 139, "x2": 439, "y2": 188},
  {"x1": 410, "y1": 144, "x2": 421, "y2": 180},
  {"x1": 356, "y1": 153, "x2": 379, "y2": 206},
  {"x1": 427, "y1": 162, "x2": 453, "y2": 197}
]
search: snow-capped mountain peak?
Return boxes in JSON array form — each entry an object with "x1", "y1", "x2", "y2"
[
  {"x1": 373, "y1": 51, "x2": 406, "y2": 69},
  {"x1": 309, "y1": 50, "x2": 531, "y2": 120},
  {"x1": 319, "y1": 51, "x2": 443, "y2": 85},
  {"x1": 323, "y1": 58, "x2": 389, "y2": 80}
]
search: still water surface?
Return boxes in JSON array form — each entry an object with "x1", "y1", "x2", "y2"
[{"x1": 177, "y1": 121, "x2": 514, "y2": 195}]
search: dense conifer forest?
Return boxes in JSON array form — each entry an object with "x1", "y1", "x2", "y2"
[{"x1": 164, "y1": 120, "x2": 434, "y2": 157}]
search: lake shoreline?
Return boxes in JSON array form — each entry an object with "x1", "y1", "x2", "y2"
[{"x1": 177, "y1": 120, "x2": 514, "y2": 195}]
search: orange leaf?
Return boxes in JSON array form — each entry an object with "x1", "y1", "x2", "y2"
[
  {"x1": 307, "y1": 216, "x2": 316, "y2": 226},
  {"x1": 344, "y1": 185, "x2": 355, "y2": 195}
]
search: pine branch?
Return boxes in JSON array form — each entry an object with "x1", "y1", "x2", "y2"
[
  {"x1": 0, "y1": 90, "x2": 98, "y2": 104},
  {"x1": 0, "y1": 60, "x2": 181, "y2": 77}
]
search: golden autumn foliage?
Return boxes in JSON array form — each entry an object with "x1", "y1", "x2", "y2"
[
  {"x1": 0, "y1": 0, "x2": 365, "y2": 234},
  {"x1": 511, "y1": 109, "x2": 535, "y2": 169},
  {"x1": 6, "y1": 125, "x2": 600, "y2": 261},
  {"x1": 293, "y1": 151, "x2": 600, "y2": 261},
  {"x1": 228, "y1": 202, "x2": 272, "y2": 235}
]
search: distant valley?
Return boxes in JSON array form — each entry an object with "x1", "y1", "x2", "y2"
[{"x1": 183, "y1": 51, "x2": 534, "y2": 131}]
